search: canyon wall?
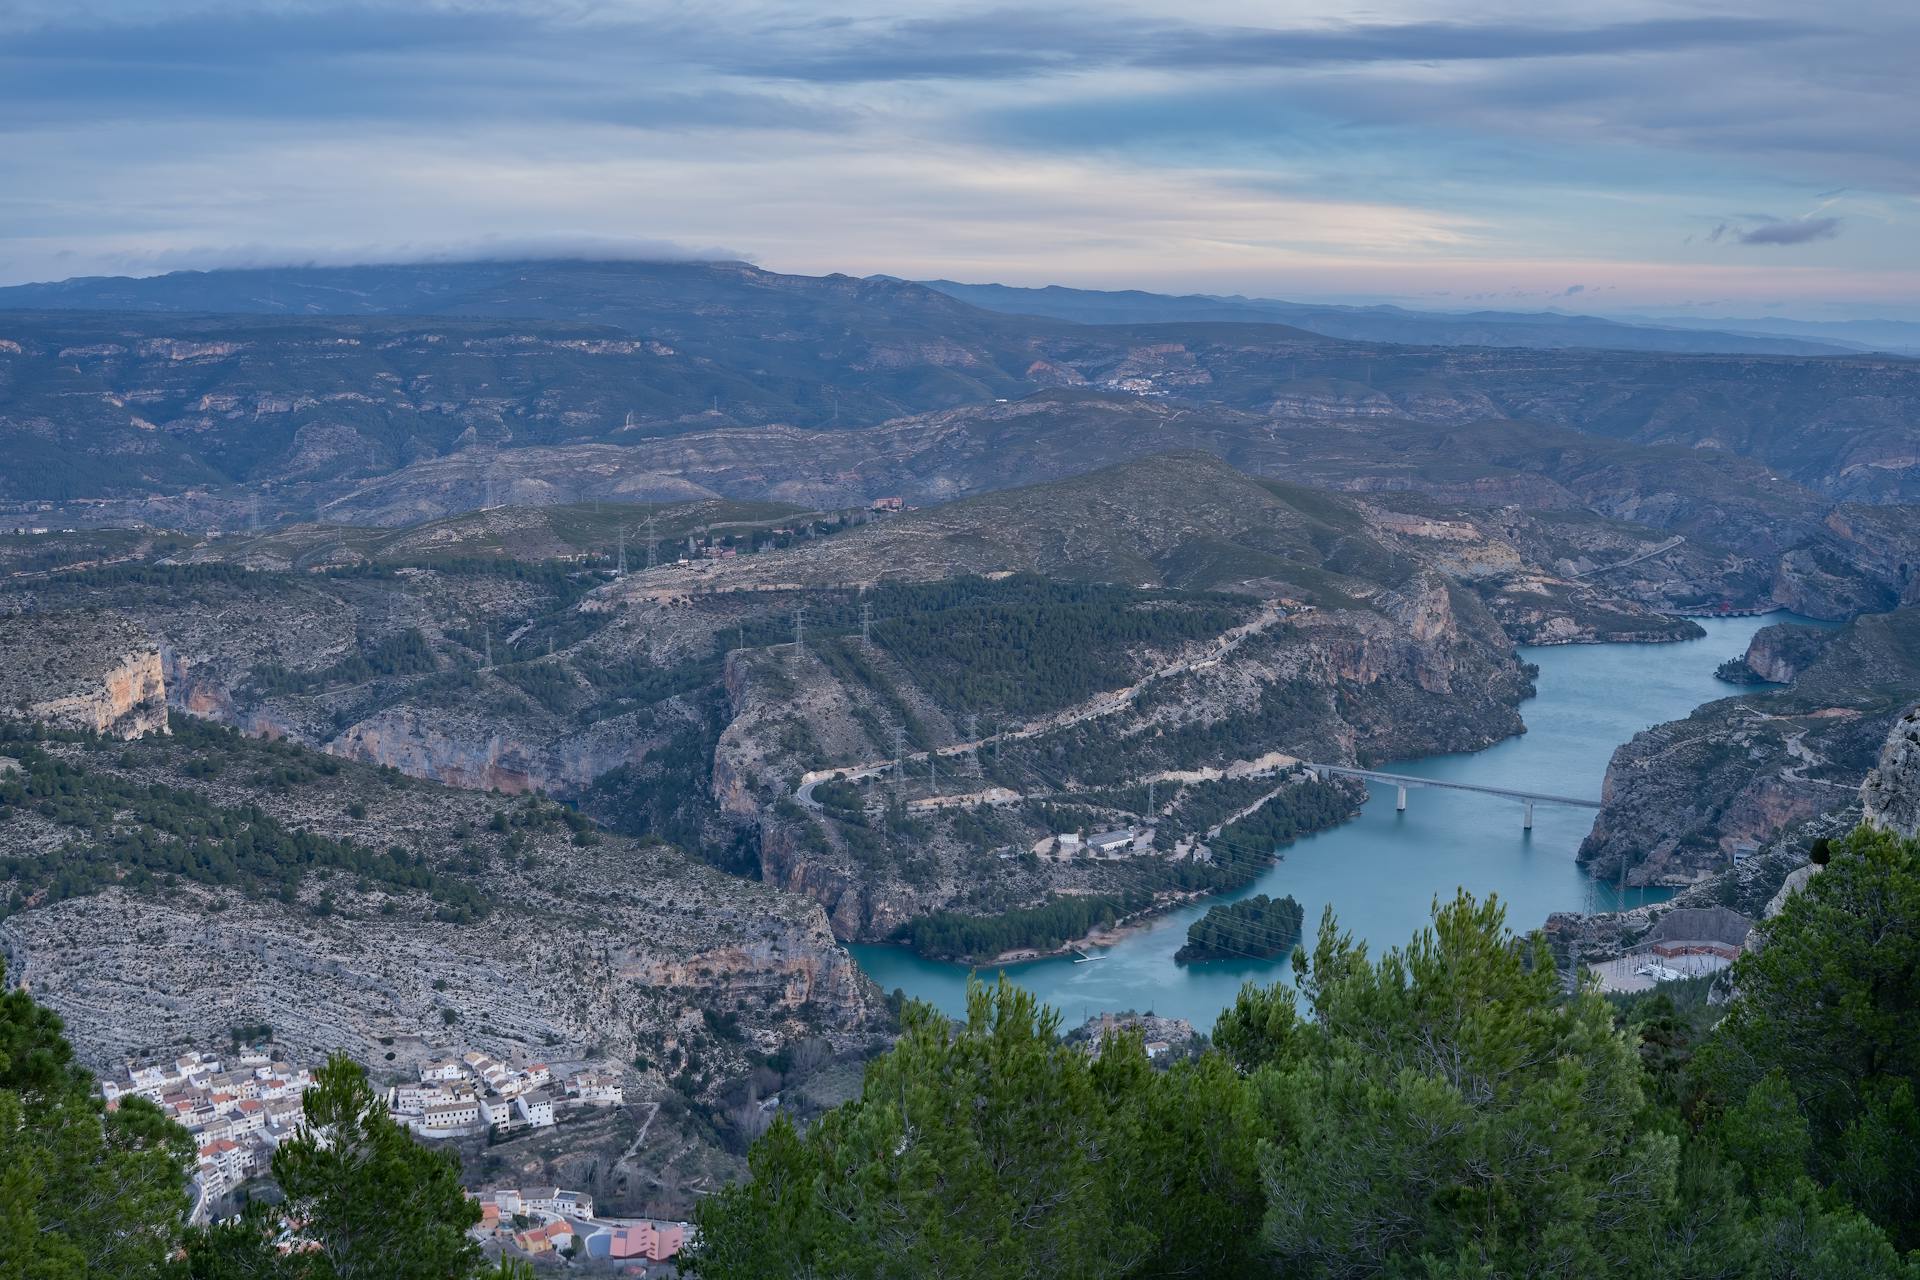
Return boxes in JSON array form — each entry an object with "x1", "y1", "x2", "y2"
[
  {"x1": 0, "y1": 611, "x2": 168, "y2": 738},
  {"x1": 1862, "y1": 705, "x2": 1920, "y2": 839}
]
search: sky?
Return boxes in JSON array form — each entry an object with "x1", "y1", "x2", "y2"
[{"x1": 2, "y1": 0, "x2": 1916, "y2": 320}]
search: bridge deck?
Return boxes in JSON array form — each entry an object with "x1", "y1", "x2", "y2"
[{"x1": 1306, "y1": 764, "x2": 1602, "y2": 808}]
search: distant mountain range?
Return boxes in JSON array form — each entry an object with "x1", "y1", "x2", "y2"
[
  {"x1": 918, "y1": 280, "x2": 1892, "y2": 357},
  {"x1": 0, "y1": 258, "x2": 1894, "y2": 357},
  {"x1": 1634, "y1": 313, "x2": 1920, "y2": 357},
  {"x1": 0, "y1": 258, "x2": 1915, "y2": 514}
]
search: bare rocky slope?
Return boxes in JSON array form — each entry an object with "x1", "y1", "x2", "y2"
[
  {"x1": 0, "y1": 609, "x2": 168, "y2": 738},
  {"x1": 1579, "y1": 607, "x2": 1920, "y2": 885},
  {"x1": 0, "y1": 715, "x2": 882, "y2": 1209},
  {"x1": 1863, "y1": 705, "x2": 1920, "y2": 839},
  {"x1": 1551, "y1": 686, "x2": 1920, "y2": 968}
]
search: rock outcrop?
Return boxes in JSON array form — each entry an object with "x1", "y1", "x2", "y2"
[
  {"x1": 0, "y1": 610, "x2": 168, "y2": 738},
  {"x1": 1862, "y1": 705, "x2": 1920, "y2": 838},
  {"x1": 1732, "y1": 622, "x2": 1837, "y2": 684},
  {"x1": 1581, "y1": 608, "x2": 1920, "y2": 884},
  {"x1": 0, "y1": 727, "x2": 878, "y2": 1079}
]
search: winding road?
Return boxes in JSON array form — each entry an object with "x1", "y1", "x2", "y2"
[{"x1": 795, "y1": 601, "x2": 1294, "y2": 809}]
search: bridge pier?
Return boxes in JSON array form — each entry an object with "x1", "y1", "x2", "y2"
[
  {"x1": 1396, "y1": 785, "x2": 1407, "y2": 811},
  {"x1": 1523, "y1": 801, "x2": 1534, "y2": 831}
]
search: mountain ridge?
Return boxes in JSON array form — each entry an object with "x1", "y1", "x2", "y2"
[{"x1": 917, "y1": 278, "x2": 1867, "y2": 356}]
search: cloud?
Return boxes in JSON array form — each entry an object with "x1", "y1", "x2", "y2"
[
  {"x1": 111, "y1": 234, "x2": 753, "y2": 275},
  {"x1": 1735, "y1": 216, "x2": 1842, "y2": 245},
  {"x1": 705, "y1": 10, "x2": 1823, "y2": 84},
  {"x1": 1135, "y1": 16, "x2": 1821, "y2": 74},
  {"x1": 0, "y1": 1, "x2": 1912, "y2": 314}
]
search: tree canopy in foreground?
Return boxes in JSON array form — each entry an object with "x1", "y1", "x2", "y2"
[
  {"x1": 2, "y1": 826, "x2": 1915, "y2": 1279},
  {"x1": 691, "y1": 826, "x2": 1920, "y2": 1279},
  {"x1": 0, "y1": 962, "x2": 529, "y2": 1280}
]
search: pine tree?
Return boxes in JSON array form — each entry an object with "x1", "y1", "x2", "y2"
[
  {"x1": 0, "y1": 961, "x2": 193, "y2": 1280},
  {"x1": 1697, "y1": 824, "x2": 1920, "y2": 1250},
  {"x1": 175, "y1": 1055, "x2": 483, "y2": 1279},
  {"x1": 1257, "y1": 891, "x2": 1681, "y2": 1278}
]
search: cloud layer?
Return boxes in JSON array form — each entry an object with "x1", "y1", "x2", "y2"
[
  {"x1": 0, "y1": 1, "x2": 1914, "y2": 317},
  {"x1": 1736, "y1": 217, "x2": 1843, "y2": 246}
]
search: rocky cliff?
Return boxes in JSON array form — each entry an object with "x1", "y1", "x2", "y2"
[
  {"x1": 1771, "y1": 505, "x2": 1920, "y2": 620},
  {"x1": 0, "y1": 723, "x2": 878, "y2": 1080},
  {"x1": 1862, "y1": 705, "x2": 1920, "y2": 838},
  {"x1": 1726, "y1": 622, "x2": 1837, "y2": 684},
  {"x1": 0, "y1": 610, "x2": 168, "y2": 738},
  {"x1": 1580, "y1": 608, "x2": 1920, "y2": 884}
]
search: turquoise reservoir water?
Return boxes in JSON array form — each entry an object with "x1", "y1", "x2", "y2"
[{"x1": 850, "y1": 613, "x2": 1782, "y2": 1031}]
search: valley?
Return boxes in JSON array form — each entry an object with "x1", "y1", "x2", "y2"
[{"x1": 1, "y1": 255, "x2": 1916, "y2": 1234}]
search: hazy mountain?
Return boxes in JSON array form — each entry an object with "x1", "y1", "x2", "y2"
[
  {"x1": 1637, "y1": 313, "x2": 1920, "y2": 357},
  {"x1": 2, "y1": 261, "x2": 1916, "y2": 513},
  {"x1": 920, "y1": 279, "x2": 1862, "y2": 356}
]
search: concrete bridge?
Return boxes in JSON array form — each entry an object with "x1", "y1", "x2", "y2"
[{"x1": 1304, "y1": 763, "x2": 1603, "y2": 830}]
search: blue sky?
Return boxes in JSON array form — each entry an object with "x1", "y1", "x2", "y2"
[{"x1": 1, "y1": 1, "x2": 1915, "y2": 319}]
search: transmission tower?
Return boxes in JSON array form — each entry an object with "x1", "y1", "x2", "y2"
[
  {"x1": 616, "y1": 526, "x2": 627, "y2": 576},
  {"x1": 859, "y1": 599, "x2": 873, "y2": 645},
  {"x1": 645, "y1": 513, "x2": 658, "y2": 570},
  {"x1": 790, "y1": 606, "x2": 806, "y2": 667}
]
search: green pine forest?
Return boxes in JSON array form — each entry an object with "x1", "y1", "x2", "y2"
[{"x1": 1175, "y1": 892, "x2": 1305, "y2": 964}]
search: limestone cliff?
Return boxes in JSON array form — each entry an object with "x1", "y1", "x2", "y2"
[
  {"x1": 0, "y1": 727, "x2": 878, "y2": 1082},
  {"x1": 1862, "y1": 705, "x2": 1920, "y2": 838},
  {"x1": 1581, "y1": 609, "x2": 1920, "y2": 884},
  {"x1": 324, "y1": 704, "x2": 658, "y2": 796},
  {"x1": 0, "y1": 610, "x2": 168, "y2": 738},
  {"x1": 1731, "y1": 623, "x2": 1836, "y2": 684}
]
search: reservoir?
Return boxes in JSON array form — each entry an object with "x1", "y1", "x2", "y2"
[{"x1": 850, "y1": 613, "x2": 1782, "y2": 1030}]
